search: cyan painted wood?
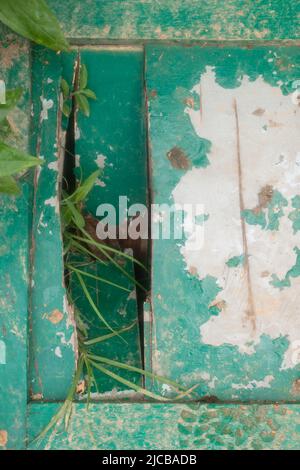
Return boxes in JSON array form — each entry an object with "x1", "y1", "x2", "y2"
[
  {"x1": 0, "y1": 27, "x2": 31, "y2": 450},
  {"x1": 47, "y1": 0, "x2": 300, "y2": 41},
  {"x1": 28, "y1": 402, "x2": 300, "y2": 450},
  {"x1": 146, "y1": 44, "x2": 300, "y2": 401},
  {"x1": 29, "y1": 47, "x2": 76, "y2": 401}
]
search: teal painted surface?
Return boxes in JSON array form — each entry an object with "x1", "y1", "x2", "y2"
[
  {"x1": 0, "y1": 27, "x2": 30, "y2": 450},
  {"x1": 48, "y1": 0, "x2": 300, "y2": 41},
  {"x1": 28, "y1": 402, "x2": 300, "y2": 450},
  {"x1": 1, "y1": 0, "x2": 300, "y2": 451},
  {"x1": 146, "y1": 45, "x2": 300, "y2": 401},
  {"x1": 71, "y1": 48, "x2": 147, "y2": 220},
  {"x1": 69, "y1": 255, "x2": 142, "y2": 394},
  {"x1": 29, "y1": 47, "x2": 76, "y2": 401}
]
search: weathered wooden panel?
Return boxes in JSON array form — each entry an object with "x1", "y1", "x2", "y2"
[
  {"x1": 48, "y1": 0, "x2": 300, "y2": 41},
  {"x1": 29, "y1": 47, "x2": 76, "y2": 401},
  {"x1": 28, "y1": 402, "x2": 300, "y2": 450},
  {"x1": 72, "y1": 47, "x2": 147, "y2": 218},
  {"x1": 146, "y1": 45, "x2": 300, "y2": 401},
  {"x1": 0, "y1": 27, "x2": 31, "y2": 450}
]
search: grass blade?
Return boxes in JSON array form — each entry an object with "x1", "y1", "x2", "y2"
[
  {"x1": 67, "y1": 264, "x2": 130, "y2": 292},
  {"x1": 75, "y1": 272, "x2": 115, "y2": 334},
  {"x1": 84, "y1": 322, "x2": 136, "y2": 346},
  {"x1": 89, "y1": 360, "x2": 167, "y2": 402}
]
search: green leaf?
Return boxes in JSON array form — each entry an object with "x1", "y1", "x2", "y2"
[
  {"x1": 75, "y1": 93, "x2": 90, "y2": 117},
  {"x1": 0, "y1": 175, "x2": 20, "y2": 195},
  {"x1": 0, "y1": 0, "x2": 70, "y2": 52},
  {"x1": 71, "y1": 170, "x2": 100, "y2": 203},
  {"x1": 79, "y1": 64, "x2": 88, "y2": 90},
  {"x1": 0, "y1": 142, "x2": 43, "y2": 177},
  {"x1": 62, "y1": 101, "x2": 71, "y2": 117},
  {"x1": 64, "y1": 199, "x2": 85, "y2": 228},
  {"x1": 0, "y1": 88, "x2": 23, "y2": 123},
  {"x1": 81, "y1": 89, "x2": 97, "y2": 100},
  {"x1": 61, "y1": 79, "x2": 70, "y2": 99}
]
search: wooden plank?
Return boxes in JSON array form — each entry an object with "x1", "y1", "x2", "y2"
[
  {"x1": 0, "y1": 26, "x2": 31, "y2": 450},
  {"x1": 47, "y1": 0, "x2": 300, "y2": 41},
  {"x1": 29, "y1": 46, "x2": 76, "y2": 401},
  {"x1": 71, "y1": 47, "x2": 147, "y2": 217},
  {"x1": 28, "y1": 402, "x2": 300, "y2": 449},
  {"x1": 146, "y1": 44, "x2": 300, "y2": 401}
]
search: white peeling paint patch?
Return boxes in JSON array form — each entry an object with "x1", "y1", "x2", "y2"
[
  {"x1": 40, "y1": 97, "x2": 54, "y2": 121},
  {"x1": 161, "y1": 384, "x2": 172, "y2": 395},
  {"x1": 45, "y1": 196, "x2": 59, "y2": 215},
  {"x1": 0, "y1": 340, "x2": 6, "y2": 364},
  {"x1": 75, "y1": 124, "x2": 80, "y2": 140},
  {"x1": 172, "y1": 67, "x2": 300, "y2": 369},
  {"x1": 54, "y1": 346, "x2": 62, "y2": 358},
  {"x1": 95, "y1": 153, "x2": 107, "y2": 169},
  {"x1": 48, "y1": 161, "x2": 58, "y2": 172},
  {"x1": 232, "y1": 375, "x2": 274, "y2": 390},
  {"x1": 95, "y1": 179, "x2": 106, "y2": 187},
  {"x1": 38, "y1": 211, "x2": 48, "y2": 230},
  {"x1": 75, "y1": 154, "x2": 81, "y2": 168}
]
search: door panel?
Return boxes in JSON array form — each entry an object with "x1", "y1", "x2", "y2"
[{"x1": 146, "y1": 45, "x2": 300, "y2": 401}]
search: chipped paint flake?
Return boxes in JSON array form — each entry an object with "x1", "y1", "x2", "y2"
[
  {"x1": 95, "y1": 153, "x2": 107, "y2": 169},
  {"x1": 0, "y1": 430, "x2": 7, "y2": 447},
  {"x1": 0, "y1": 340, "x2": 6, "y2": 364},
  {"x1": 40, "y1": 97, "x2": 54, "y2": 121},
  {"x1": 232, "y1": 375, "x2": 274, "y2": 390},
  {"x1": 54, "y1": 346, "x2": 62, "y2": 358},
  {"x1": 48, "y1": 309, "x2": 64, "y2": 325},
  {"x1": 48, "y1": 161, "x2": 59, "y2": 172},
  {"x1": 44, "y1": 196, "x2": 59, "y2": 214}
]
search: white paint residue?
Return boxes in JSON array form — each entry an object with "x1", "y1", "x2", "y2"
[
  {"x1": 232, "y1": 375, "x2": 274, "y2": 390},
  {"x1": 95, "y1": 153, "x2": 107, "y2": 169},
  {"x1": 48, "y1": 161, "x2": 58, "y2": 172},
  {"x1": 161, "y1": 384, "x2": 172, "y2": 395},
  {"x1": 0, "y1": 340, "x2": 6, "y2": 364},
  {"x1": 95, "y1": 179, "x2": 106, "y2": 187},
  {"x1": 40, "y1": 97, "x2": 54, "y2": 121},
  {"x1": 173, "y1": 67, "x2": 300, "y2": 369},
  {"x1": 75, "y1": 124, "x2": 80, "y2": 140},
  {"x1": 75, "y1": 154, "x2": 81, "y2": 168},
  {"x1": 45, "y1": 196, "x2": 59, "y2": 214},
  {"x1": 54, "y1": 346, "x2": 62, "y2": 358}
]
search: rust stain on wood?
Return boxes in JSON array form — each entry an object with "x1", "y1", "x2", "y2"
[
  {"x1": 0, "y1": 430, "x2": 8, "y2": 447},
  {"x1": 167, "y1": 146, "x2": 190, "y2": 169},
  {"x1": 48, "y1": 309, "x2": 64, "y2": 324}
]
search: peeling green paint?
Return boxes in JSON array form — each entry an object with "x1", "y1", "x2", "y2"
[
  {"x1": 226, "y1": 254, "x2": 245, "y2": 268},
  {"x1": 289, "y1": 195, "x2": 300, "y2": 233},
  {"x1": 242, "y1": 189, "x2": 288, "y2": 230}
]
